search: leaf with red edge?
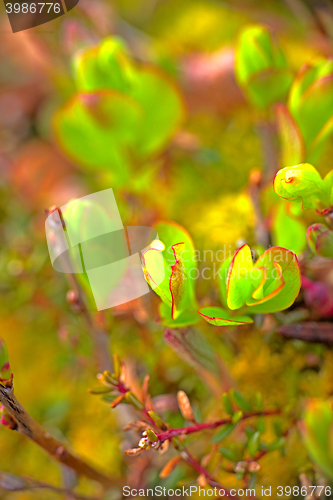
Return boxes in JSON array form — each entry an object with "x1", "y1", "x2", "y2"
[
  {"x1": 170, "y1": 242, "x2": 187, "y2": 319},
  {"x1": 143, "y1": 221, "x2": 198, "y2": 323},
  {"x1": 246, "y1": 247, "x2": 301, "y2": 313},
  {"x1": 199, "y1": 307, "x2": 253, "y2": 326}
]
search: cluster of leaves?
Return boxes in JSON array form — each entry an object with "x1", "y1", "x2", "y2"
[
  {"x1": 54, "y1": 38, "x2": 185, "y2": 183},
  {"x1": 143, "y1": 221, "x2": 301, "y2": 328}
]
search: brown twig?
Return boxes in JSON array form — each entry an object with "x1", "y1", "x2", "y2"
[
  {"x1": 0, "y1": 384, "x2": 114, "y2": 489},
  {"x1": 47, "y1": 206, "x2": 112, "y2": 372},
  {"x1": 0, "y1": 471, "x2": 100, "y2": 500}
]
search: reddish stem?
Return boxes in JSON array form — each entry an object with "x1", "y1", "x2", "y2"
[{"x1": 156, "y1": 409, "x2": 280, "y2": 443}]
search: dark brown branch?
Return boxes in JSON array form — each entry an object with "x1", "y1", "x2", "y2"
[
  {"x1": 0, "y1": 385, "x2": 114, "y2": 489},
  {"x1": 278, "y1": 322, "x2": 333, "y2": 345}
]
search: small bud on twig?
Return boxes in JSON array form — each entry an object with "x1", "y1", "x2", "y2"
[{"x1": 0, "y1": 405, "x2": 17, "y2": 430}]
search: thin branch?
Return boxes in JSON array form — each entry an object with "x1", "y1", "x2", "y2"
[
  {"x1": 0, "y1": 471, "x2": 99, "y2": 500},
  {"x1": 156, "y1": 409, "x2": 281, "y2": 443},
  {"x1": 0, "y1": 384, "x2": 114, "y2": 489}
]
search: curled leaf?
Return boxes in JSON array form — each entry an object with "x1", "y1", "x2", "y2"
[{"x1": 273, "y1": 163, "x2": 330, "y2": 211}]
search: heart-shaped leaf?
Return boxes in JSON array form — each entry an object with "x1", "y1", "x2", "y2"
[{"x1": 74, "y1": 38, "x2": 185, "y2": 158}]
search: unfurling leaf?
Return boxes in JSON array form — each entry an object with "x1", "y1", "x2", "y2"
[
  {"x1": 177, "y1": 390, "x2": 196, "y2": 423},
  {"x1": 273, "y1": 163, "x2": 332, "y2": 211}
]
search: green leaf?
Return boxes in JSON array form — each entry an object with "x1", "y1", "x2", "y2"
[
  {"x1": 246, "y1": 69, "x2": 293, "y2": 109},
  {"x1": 74, "y1": 38, "x2": 185, "y2": 158},
  {"x1": 232, "y1": 410, "x2": 244, "y2": 424},
  {"x1": 211, "y1": 423, "x2": 236, "y2": 443},
  {"x1": 272, "y1": 201, "x2": 307, "y2": 255},
  {"x1": 235, "y1": 25, "x2": 292, "y2": 108},
  {"x1": 289, "y1": 59, "x2": 333, "y2": 149},
  {"x1": 302, "y1": 399, "x2": 333, "y2": 479},
  {"x1": 230, "y1": 389, "x2": 252, "y2": 412},
  {"x1": 218, "y1": 256, "x2": 233, "y2": 308},
  {"x1": 144, "y1": 221, "x2": 198, "y2": 319},
  {"x1": 226, "y1": 244, "x2": 253, "y2": 310},
  {"x1": 222, "y1": 393, "x2": 234, "y2": 416},
  {"x1": 130, "y1": 66, "x2": 185, "y2": 157},
  {"x1": 246, "y1": 247, "x2": 301, "y2": 313},
  {"x1": 75, "y1": 37, "x2": 135, "y2": 93},
  {"x1": 248, "y1": 431, "x2": 260, "y2": 457},
  {"x1": 199, "y1": 307, "x2": 253, "y2": 326},
  {"x1": 273, "y1": 163, "x2": 330, "y2": 211},
  {"x1": 275, "y1": 103, "x2": 305, "y2": 166},
  {"x1": 160, "y1": 303, "x2": 200, "y2": 328},
  {"x1": 219, "y1": 447, "x2": 238, "y2": 461},
  {"x1": 53, "y1": 91, "x2": 140, "y2": 176}
]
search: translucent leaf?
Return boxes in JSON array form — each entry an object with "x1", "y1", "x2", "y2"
[
  {"x1": 198, "y1": 307, "x2": 253, "y2": 326},
  {"x1": 226, "y1": 244, "x2": 253, "y2": 310}
]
